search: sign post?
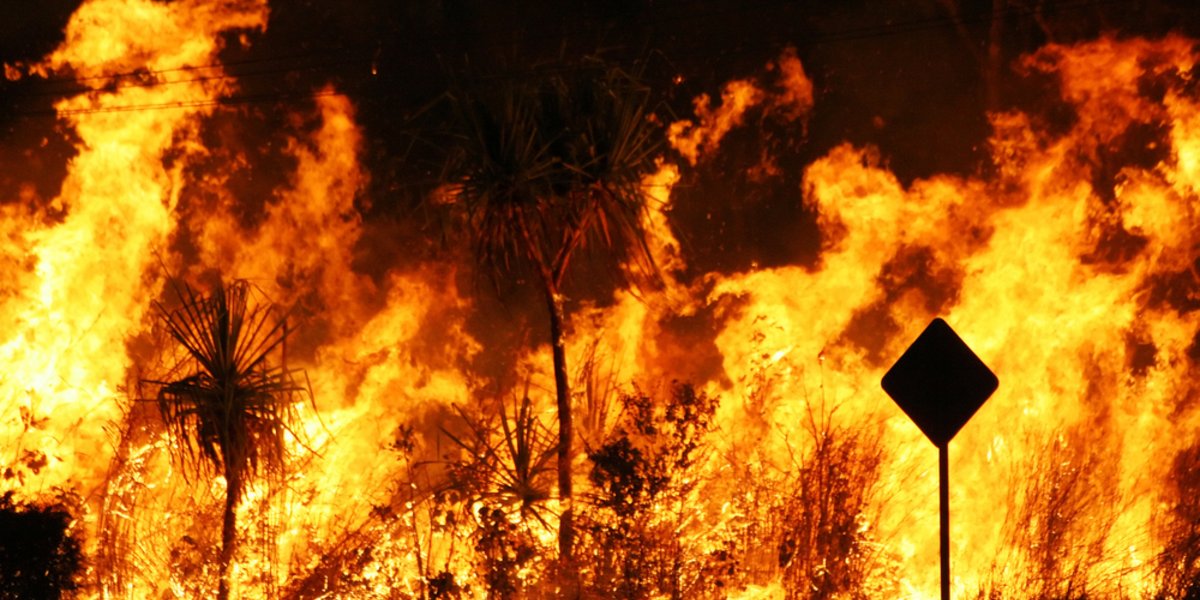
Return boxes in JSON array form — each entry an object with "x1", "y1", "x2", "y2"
[
  {"x1": 939, "y1": 444, "x2": 949, "y2": 600},
  {"x1": 882, "y1": 318, "x2": 998, "y2": 600}
]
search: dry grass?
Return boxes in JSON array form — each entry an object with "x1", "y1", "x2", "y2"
[
  {"x1": 776, "y1": 404, "x2": 887, "y2": 600},
  {"x1": 978, "y1": 427, "x2": 1122, "y2": 600},
  {"x1": 1154, "y1": 443, "x2": 1200, "y2": 600}
]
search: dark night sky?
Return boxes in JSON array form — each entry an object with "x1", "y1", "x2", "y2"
[{"x1": 3, "y1": 0, "x2": 1200, "y2": 278}]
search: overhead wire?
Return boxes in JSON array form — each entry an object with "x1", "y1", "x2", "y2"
[
  {"x1": 40, "y1": 89, "x2": 344, "y2": 118},
  {"x1": 12, "y1": 0, "x2": 1127, "y2": 88},
  {"x1": 11, "y1": 56, "x2": 373, "y2": 100},
  {"x1": 0, "y1": 0, "x2": 1163, "y2": 119}
]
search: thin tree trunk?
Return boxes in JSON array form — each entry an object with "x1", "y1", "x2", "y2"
[
  {"x1": 986, "y1": 0, "x2": 1005, "y2": 110},
  {"x1": 545, "y1": 284, "x2": 575, "y2": 565},
  {"x1": 218, "y1": 468, "x2": 239, "y2": 600}
]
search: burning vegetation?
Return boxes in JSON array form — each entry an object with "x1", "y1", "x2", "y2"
[{"x1": 1, "y1": 0, "x2": 1200, "y2": 598}]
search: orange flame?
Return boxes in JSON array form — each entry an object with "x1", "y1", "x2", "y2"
[{"x1": 2, "y1": 1, "x2": 1199, "y2": 597}]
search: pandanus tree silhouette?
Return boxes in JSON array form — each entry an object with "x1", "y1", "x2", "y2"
[
  {"x1": 442, "y1": 58, "x2": 663, "y2": 563},
  {"x1": 147, "y1": 279, "x2": 309, "y2": 600}
]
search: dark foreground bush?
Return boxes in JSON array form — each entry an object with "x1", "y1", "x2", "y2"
[{"x1": 0, "y1": 490, "x2": 83, "y2": 599}]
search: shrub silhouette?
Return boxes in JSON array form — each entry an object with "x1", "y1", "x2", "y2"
[
  {"x1": 0, "y1": 491, "x2": 82, "y2": 600},
  {"x1": 582, "y1": 382, "x2": 724, "y2": 598}
]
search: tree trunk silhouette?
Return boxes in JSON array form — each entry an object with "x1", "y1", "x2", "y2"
[
  {"x1": 546, "y1": 285, "x2": 574, "y2": 564},
  {"x1": 218, "y1": 463, "x2": 239, "y2": 600},
  {"x1": 937, "y1": 0, "x2": 1005, "y2": 110},
  {"x1": 985, "y1": 0, "x2": 1004, "y2": 110}
]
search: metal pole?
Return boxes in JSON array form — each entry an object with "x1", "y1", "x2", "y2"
[{"x1": 939, "y1": 443, "x2": 950, "y2": 600}]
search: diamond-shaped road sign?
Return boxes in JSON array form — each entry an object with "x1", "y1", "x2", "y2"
[{"x1": 882, "y1": 318, "x2": 998, "y2": 447}]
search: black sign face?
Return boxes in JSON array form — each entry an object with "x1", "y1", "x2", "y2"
[{"x1": 882, "y1": 318, "x2": 998, "y2": 447}]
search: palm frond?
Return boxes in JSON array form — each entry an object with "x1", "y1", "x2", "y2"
[
  {"x1": 444, "y1": 57, "x2": 666, "y2": 291},
  {"x1": 447, "y1": 80, "x2": 560, "y2": 281},
  {"x1": 443, "y1": 387, "x2": 557, "y2": 516},
  {"x1": 549, "y1": 61, "x2": 663, "y2": 281},
  {"x1": 148, "y1": 278, "x2": 309, "y2": 503}
]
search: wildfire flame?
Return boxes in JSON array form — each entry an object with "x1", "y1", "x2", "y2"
[{"x1": 1, "y1": 1, "x2": 1198, "y2": 599}]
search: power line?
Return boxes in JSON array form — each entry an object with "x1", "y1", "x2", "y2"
[
  {"x1": 10, "y1": 56, "x2": 372, "y2": 101},
  {"x1": 1, "y1": 0, "x2": 1156, "y2": 118},
  {"x1": 799, "y1": 0, "x2": 1127, "y2": 43},
  {"x1": 8, "y1": 0, "x2": 1126, "y2": 90},
  {"x1": 42, "y1": 88, "x2": 343, "y2": 118},
  {"x1": 17, "y1": 48, "x2": 367, "y2": 87}
]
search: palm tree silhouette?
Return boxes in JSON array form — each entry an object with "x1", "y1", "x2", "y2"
[
  {"x1": 444, "y1": 58, "x2": 663, "y2": 564},
  {"x1": 148, "y1": 279, "x2": 309, "y2": 600}
]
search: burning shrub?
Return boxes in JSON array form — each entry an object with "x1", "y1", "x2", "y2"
[
  {"x1": 441, "y1": 391, "x2": 558, "y2": 597},
  {"x1": 981, "y1": 428, "x2": 1120, "y2": 600},
  {"x1": 580, "y1": 382, "x2": 726, "y2": 598},
  {"x1": 284, "y1": 393, "x2": 556, "y2": 599},
  {"x1": 775, "y1": 412, "x2": 886, "y2": 600},
  {"x1": 281, "y1": 422, "x2": 476, "y2": 599},
  {"x1": 0, "y1": 490, "x2": 83, "y2": 600},
  {"x1": 471, "y1": 503, "x2": 540, "y2": 599},
  {"x1": 91, "y1": 400, "x2": 226, "y2": 598},
  {"x1": 1155, "y1": 443, "x2": 1200, "y2": 600},
  {"x1": 443, "y1": 391, "x2": 557, "y2": 521},
  {"x1": 712, "y1": 346, "x2": 894, "y2": 598}
]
